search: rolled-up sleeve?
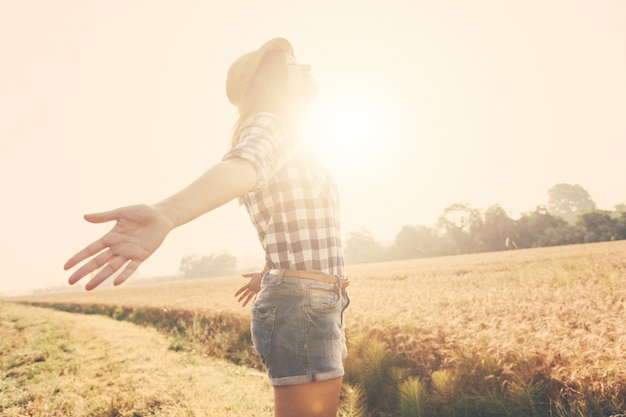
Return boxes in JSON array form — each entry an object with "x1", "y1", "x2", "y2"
[{"x1": 222, "y1": 114, "x2": 288, "y2": 191}]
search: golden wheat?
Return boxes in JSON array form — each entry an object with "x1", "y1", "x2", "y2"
[
  {"x1": 15, "y1": 240, "x2": 626, "y2": 405},
  {"x1": 343, "y1": 240, "x2": 626, "y2": 398}
]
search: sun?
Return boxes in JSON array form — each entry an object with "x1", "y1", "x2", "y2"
[{"x1": 303, "y1": 89, "x2": 388, "y2": 174}]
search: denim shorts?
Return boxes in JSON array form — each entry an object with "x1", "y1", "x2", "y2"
[{"x1": 251, "y1": 271, "x2": 350, "y2": 386}]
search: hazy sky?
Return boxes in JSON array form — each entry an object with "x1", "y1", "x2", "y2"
[{"x1": 1, "y1": 1, "x2": 625, "y2": 294}]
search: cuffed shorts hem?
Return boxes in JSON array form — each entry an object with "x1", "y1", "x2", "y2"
[{"x1": 270, "y1": 369, "x2": 345, "y2": 386}]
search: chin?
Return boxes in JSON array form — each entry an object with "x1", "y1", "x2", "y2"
[
  {"x1": 293, "y1": 90, "x2": 318, "y2": 108},
  {"x1": 304, "y1": 84, "x2": 319, "y2": 101}
]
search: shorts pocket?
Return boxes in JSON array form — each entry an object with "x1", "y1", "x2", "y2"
[
  {"x1": 308, "y1": 287, "x2": 340, "y2": 310},
  {"x1": 304, "y1": 288, "x2": 342, "y2": 339},
  {"x1": 251, "y1": 305, "x2": 276, "y2": 365}
]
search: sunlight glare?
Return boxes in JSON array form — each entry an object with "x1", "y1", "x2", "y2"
[{"x1": 304, "y1": 90, "x2": 388, "y2": 174}]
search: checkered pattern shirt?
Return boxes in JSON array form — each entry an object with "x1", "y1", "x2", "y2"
[{"x1": 223, "y1": 112, "x2": 345, "y2": 278}]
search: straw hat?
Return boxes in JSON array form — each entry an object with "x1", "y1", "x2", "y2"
[{"x1": 226, "y1": 38, "x2": 294, "y2": 108}]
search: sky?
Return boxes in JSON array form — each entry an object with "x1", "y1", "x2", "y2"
[{"x1": 1, "y1": 0, "x2": 625, "y2": 295}]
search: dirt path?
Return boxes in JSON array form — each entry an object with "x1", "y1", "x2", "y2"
[{"x1": 0, "y1": 302, "x2": 273, "y2": 416}]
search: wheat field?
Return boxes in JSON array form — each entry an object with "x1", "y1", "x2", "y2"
[
  {"x1": 346, "y1": 241, "x2": 626, "y2": 398},
  {"x1": 12, "y1": 240, "x2": 626, "y2": 415}
]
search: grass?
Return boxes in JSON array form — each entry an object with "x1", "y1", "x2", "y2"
[
  {"x1": 9, "y1": 239, "x2": 626, "y2": 416},
  {"x1": 0, "y1": 302, "x2": 273, "y2": 416}
]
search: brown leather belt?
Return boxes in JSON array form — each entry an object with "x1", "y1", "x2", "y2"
[{"x1": 268, "y1": 269, "x2": 349, "y2": 288}]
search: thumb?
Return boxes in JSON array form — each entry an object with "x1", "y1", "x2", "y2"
[{"x1": 84, "y1": 208, "x2": 123, "y2": 224}]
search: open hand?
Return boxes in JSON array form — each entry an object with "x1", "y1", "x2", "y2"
[
  {"x1": 64, "y1": 204, "x2": 174, "y2": 290},
  {"x1": 234, "y1": 272, "x2": 263, "y2": 307}
]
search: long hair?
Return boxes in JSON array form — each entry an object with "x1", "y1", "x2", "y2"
[{"x1": 230, "y1": 49, "x2": 289, "y2": 148}]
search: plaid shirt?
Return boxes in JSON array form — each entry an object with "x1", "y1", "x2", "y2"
[{"x1": 223, "y1": 113, "x2": 345, "y2": 278}]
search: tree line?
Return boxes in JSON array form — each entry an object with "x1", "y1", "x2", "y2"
[
  {"x1": 343, "y1": 183, "x2": 626, "y2": 264},
  {"x1": 177, "y1": 183, "x2": 625, "y2": 275}
]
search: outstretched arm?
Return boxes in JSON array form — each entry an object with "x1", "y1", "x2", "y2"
[{"x1": 64, "y1": 158, "x2": 257, "y2": 290}]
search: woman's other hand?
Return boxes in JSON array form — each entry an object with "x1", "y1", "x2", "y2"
[{"x1": 234, "y1": 272, "x2": 263, "y2": 307}]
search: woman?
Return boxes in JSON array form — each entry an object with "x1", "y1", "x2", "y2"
[{"x1": 64, "y1": 38, "x2": 350, "y2": 417}]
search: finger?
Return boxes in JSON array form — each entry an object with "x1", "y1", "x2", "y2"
[
  {"x1": 241, "y1": 273, "x2": 254, "y2": 278},
  {"x1": 84, "y1": 255, "x2": 128, "y2": 291},
  {"x1": 67, "y1": 248, "x2": 115, "y2": 284},
  {"x1": 234, "y1": 285, "x2": 248, "y2": 297},
  {"x1": 242, "y1": 293, "x2": 255, "y2": 307},
  {"x1": 237, "y1": 289, "x2": 250, "y2": 303},
  {"x1": 113, "y1": 260, "x2": 140, "y2": 287},
  {"x1": 83, "y1": 208, "x2": 123, "y2": 224},
  {"x1": 64, "y1": 240, "x2": 107, "y2": 271}
]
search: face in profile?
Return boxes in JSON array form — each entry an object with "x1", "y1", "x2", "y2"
[{"x1": 284, "y1": 55, "x2": 318, "y2": 106}]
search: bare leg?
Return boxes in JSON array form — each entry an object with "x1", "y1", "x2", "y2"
[{"x1": 273, "y1": 377, "x2": 342, "y2": 417}]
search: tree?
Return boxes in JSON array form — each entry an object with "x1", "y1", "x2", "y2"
[
  {"x1": 615, "y1": 212, "x2": 626, "y2": 240},
  {"x1": 343, "y1": 228, "x2": 385, "y2": 264},
  {"x1": 437, "y1": 203, "x2": 482, "y2": 254},
  {"x1": 392, "y1": 225, "x2": 442, "y2": 259},
  {"x1": 476, "y1": 204, "x2": 516, "y2": 252},
  {"x1": 179, "y1": 253, "x2": 237, "y2": 278},
  {"x1": 547, "y1": 183, "x2": 595, "y2": 224},
  {"x1": 515, "y1": 206, "x2": 581, "y2": 248},
  {"x1": 577, "y1": 211, "x2": 617, "y2": 242}
]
